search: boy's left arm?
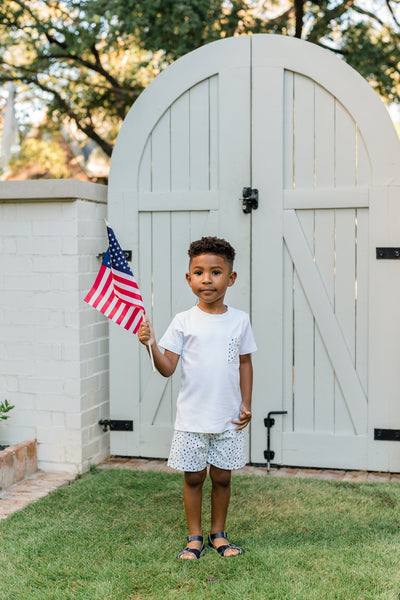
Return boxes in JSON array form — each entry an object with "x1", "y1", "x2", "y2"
[{"x1": 232, "y1": 353, "x2": 253, "y2": 431}]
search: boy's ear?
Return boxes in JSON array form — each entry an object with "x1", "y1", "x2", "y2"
[
  {"x1": 186, "y1": 272, "x2": 192, "y2": 286},
  {"x1": 228, "y1": 271, "x2": 237, "y2": 287}
]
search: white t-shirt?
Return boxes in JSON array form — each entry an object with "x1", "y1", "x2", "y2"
[{"x1": 159, "y1": 305, "x2": 257, "y2": 433}]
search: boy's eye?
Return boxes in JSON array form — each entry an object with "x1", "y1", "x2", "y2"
[{"x1": 212, "y1": 270, "x2": 222, "y2": 276}]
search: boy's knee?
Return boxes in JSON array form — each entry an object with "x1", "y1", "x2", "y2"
[
  {"x1": 210, "y1": 465, "x2": 232, "y2": 487},
  {"x1": 184, "y1": 468, "x2": 207, "y2": 487}
]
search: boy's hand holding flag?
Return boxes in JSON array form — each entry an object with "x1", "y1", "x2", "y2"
[{"x1": 84, "y1": 221, "x2": 155, "y2": 371}]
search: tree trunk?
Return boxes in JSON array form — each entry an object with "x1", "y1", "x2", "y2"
[{"x1": 294, "y1": 0, "x2": 304, "y2": 38}]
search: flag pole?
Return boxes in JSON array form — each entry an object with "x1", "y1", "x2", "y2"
[
  {"x1": 143, "y1": 314, "x2": 156, "y2": 373},
  {"x1": 148, "y1": 340, "x2": 156, "y2": 373}
]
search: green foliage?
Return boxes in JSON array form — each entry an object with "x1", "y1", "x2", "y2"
[
  {"x1": 9, "y1": 134, "x2": 71, "y2": 178},
  {"x1": 0, "y1": 1, "x2": 399, "y2": 160},
  {"x1": 0, "y1": 399, "x2": 14, "y2": 421},
  {"x1": 1, "y1": 469, "x2": 400, "y2": 598}
]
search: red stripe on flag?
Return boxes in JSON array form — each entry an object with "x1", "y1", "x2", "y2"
[
  {"x1": 84, "y1": 264, "x2": 108, "y2": 304},
  {"x1": 92, "y1": 272, "x2": 113, "y2": 309}
]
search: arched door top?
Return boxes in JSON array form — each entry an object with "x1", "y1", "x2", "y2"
[{"x1": 110, "y1": 34, "x2": 400, "y2": 191}]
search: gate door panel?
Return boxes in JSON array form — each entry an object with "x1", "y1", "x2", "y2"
[{"x1": 109, "y1": 38, "x2": 252, "y2": 458}]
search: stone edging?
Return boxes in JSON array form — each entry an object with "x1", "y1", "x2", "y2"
[{"x1": 0, "y1": 440, "x2": 37, "y2": 492}]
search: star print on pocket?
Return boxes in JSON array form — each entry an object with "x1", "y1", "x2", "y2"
[{"x1": 227, "y1": 336, "x2": 241, "y2": 364}]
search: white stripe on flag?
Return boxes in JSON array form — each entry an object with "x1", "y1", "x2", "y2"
[
  {"x1": 104, "y1": 296, "x2": 119, "y2": 317},
  {"x1": 120, "y1": 306, "x2": 134, "y2": 327},
  {"x1": 111, "y1": 304, "x2": 125, "y2": 323},
  {"x1": 96, "y1": 285, "x2": 114, "y2": 312},
  {"x1": 127, "y1": 310, "x2": 143, "y2": 333}
]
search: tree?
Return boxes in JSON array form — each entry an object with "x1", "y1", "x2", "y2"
[{"x1": 0, "y1": 0, "x2": 399, "y2": 162}]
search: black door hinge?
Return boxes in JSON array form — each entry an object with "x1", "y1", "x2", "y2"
[
  {"x1": 376, "y1": 248, "x2": 400, "y2": 259},
  {"x1": 98, "y1": 419, "x2": 134, "y2": 432},
  {"x1": 374, "y1": 428, "x2": 400, "y2": 441}
]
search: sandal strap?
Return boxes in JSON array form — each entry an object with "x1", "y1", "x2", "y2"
[
  {"x1": 209, "y1": 531, "x2": 227, "y2": 540},
  {"x1": 217, "y1": 543, "x2": 243, "y2": 556},
  {"x1": 187, "y1": 535, "x2": 204, "y2": 543}
]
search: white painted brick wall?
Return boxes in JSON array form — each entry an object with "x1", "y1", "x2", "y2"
[{"x1": 0, "y1": 181, "x2": 109, "y2": 474}]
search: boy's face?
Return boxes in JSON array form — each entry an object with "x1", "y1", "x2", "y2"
[{"x1": 186, "y1": 253, "x2": 237, "y2": 309}]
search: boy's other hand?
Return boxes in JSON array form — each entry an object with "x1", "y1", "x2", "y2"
[
  {"x1": 138, "y1": 316, "x2": 155, "y2": 346},
  {"x1": 232, "y1": 405, "x2": 252, "y2": 430}
]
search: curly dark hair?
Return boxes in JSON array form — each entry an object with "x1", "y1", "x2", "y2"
[{"x1": 188, "y1": 236, "x2": 235, "y2": 265}]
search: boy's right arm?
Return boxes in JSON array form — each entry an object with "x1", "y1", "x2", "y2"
[{"x1": 138, "y1": 318, "x2": 180, "y2": 377}]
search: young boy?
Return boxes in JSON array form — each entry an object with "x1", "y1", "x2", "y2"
[{"x1": 138, "y1": 236, "x2": 257, "y2": 560}]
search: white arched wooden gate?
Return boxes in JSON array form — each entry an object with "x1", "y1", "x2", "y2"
[{"x1": 108, "y1": 35, "x2": 400, "y2": 471}]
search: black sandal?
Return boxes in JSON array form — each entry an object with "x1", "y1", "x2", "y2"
[
  {"x1": 208, "y1": 532, "x2": 243, "y2": 557},
  {"x1": 177, "y1": 535, "x2": 206, "y2": 560}
]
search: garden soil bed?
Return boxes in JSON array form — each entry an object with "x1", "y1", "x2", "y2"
[{"x1": 0, "y1": 440, "x2": 37, "y2": 492}]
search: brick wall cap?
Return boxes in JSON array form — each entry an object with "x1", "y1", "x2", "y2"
[{"x1": 0, "y1": 180, "x2": 107, "y2": 203}]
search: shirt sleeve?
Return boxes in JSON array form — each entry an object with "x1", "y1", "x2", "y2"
[
  {"x1": 158, "y1": 314, "x2": 184, "y2": 355},
  {"x1": 240, "y1": 314, "x2": 257, "y2": 355}
]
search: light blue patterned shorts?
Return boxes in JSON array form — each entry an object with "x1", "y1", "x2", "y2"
[{"x1": 168, "y1": 429, "x2": 246, "y2": 472}]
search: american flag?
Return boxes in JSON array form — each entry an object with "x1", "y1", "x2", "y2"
[{"x1": 84, "y1": 223, "x2": 144, "y2": 334}]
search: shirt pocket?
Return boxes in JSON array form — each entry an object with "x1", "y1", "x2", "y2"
[{"x1": 227, "y1": 336, "x2": 241, "y2": 364}]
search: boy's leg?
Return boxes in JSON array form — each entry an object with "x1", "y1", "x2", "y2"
[
  {"x1": 180, "y1": 468, "x2": 207, "y2": 559},
  {"x1": 209, "y1": 465, "x2": 240, "y2": 556}
]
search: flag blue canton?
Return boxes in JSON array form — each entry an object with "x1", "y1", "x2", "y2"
[
  {"x1": 101, "y1": 249, "x2": 111, "y2": 268},
  {"x1": 107, "y1": 227, "x2": 133, "y2": 275}
]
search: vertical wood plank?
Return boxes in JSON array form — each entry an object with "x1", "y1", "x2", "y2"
[
  {"x1": 355, "y1": 208, "x2": 368, "y2": 394},
  {"x1": 190, "y1": 80, "x2": 210, "y2": 190},
  {"x1": 151, "y1": 110, "x2": 171, "y2": 192},
  {"x1": 334, "y1": 208, "x2": 356, "y2": 433},
  {"x1": 250, "y1": 59, "x2": 284, "y2": 461},
  {"x1": 209, "y1": 76, "x2": 219, "y2": 191},
  {"x1": 314, "y1": 209, "x2": 335, "y2": 433},
  {"x1": 293, "y1": 271, "x2": 314, "y2": 431},
  {"x1": 170, "y1": 212, "x2": 192, "y2": 422},
  {"x1": 294, "y1": 74, "x2": 315, "y2": 189},
  {"x1": 150, "y1": 212, "x2": 173, "y2": 425},
  {"x1": 314, "y1": 86, "x2": 335, "y2": 188},
  {"x1": 335, "y1": 102, "x2": 356, "y2": 186},
  {"x1": 283, "y1": 70, "x2": 294, "y2": 190},
  {"x1": 138, "y1": 139, "x2": 152, "y2": 192},
  {"x1": 171, "y1": 212, "x2": 192, "y2": 315},
  {"x1": 293, "y1": 210, "x2": 314, "y2": 431},
  {"x1": 356, "y1": 129, "x2": 371, "y2": 187},
  {"x1": 138, "y1": 212, "x2": 153, "y2": 396},
  {"x1": 282, "y1": 243, "x2": 294, "y2": 432},
  {"x1": 217, "y1": 58, "x2": 251, "y2": 314},
  {"x1": 171, "y1": 92, "x2": 190, "y2": 191}
]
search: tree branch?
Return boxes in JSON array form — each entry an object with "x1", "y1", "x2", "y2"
[
  {"x1": 17, "y1": 74, "x2": 114, "y2": 157},
  {"x1": 386, "y1": 0, "x2": 400, "y2": 28},
  {"x1": 352, "y1": 4, "x2": 386, "y2": 27}
]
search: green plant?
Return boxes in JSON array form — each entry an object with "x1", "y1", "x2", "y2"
[{"x1": 0, "y1": 399, "x2": 15, "y2": 421}]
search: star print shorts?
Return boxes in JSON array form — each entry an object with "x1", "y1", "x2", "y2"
[{"x1": 167, "y1": 429, "x2": 246, "y2": 472}]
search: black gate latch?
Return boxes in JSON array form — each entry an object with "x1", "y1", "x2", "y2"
[
  {"x1": 264, "y1": 411, "x2": 287, "y2": 472},
  {"x1": 241, "y1": 187, "x2": 259, "y2": 214}
]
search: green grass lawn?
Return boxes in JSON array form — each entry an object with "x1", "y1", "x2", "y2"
[{"x1": 0, "y1": 468, "x2": 399, "y2": 600}]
